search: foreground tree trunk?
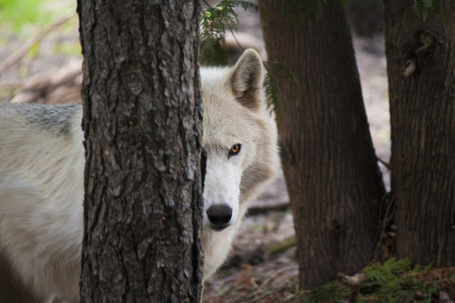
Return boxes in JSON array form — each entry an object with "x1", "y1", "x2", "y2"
[
  {"x1": 259, "y1": 0, "x2": 386, "y2": 289},
  {"x1": 78, "y1": 1, "x2": 203, "y2": 301},
  {"x1": 384, "y1": 0, "x2": 455, "y2": 266}
]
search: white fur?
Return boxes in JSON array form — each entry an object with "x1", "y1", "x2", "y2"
[
  {"x1": 0, "y1": 49, "x2": 279, "y2": 302},
  {"x1": 0, "y1": 105, "x2": 84, "y2": 302}
]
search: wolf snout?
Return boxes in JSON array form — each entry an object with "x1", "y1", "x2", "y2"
[{"x1": 207, "y1": 204, "x2": 232, "y2": 231}]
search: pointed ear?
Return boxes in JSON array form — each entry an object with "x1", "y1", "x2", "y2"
[{"x1": 228, "y1": 49, "x2": 264, "y2": 110}]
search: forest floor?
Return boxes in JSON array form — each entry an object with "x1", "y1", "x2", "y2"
[{"x1": 1, "y1": 2, "x2": 454, "y2": 303}]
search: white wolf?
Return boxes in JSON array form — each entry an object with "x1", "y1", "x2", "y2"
[{"x1": 0, "y1": 49, "x2": 279, "y2": 302}]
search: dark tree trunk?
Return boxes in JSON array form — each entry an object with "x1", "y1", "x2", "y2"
[
  {"x1": 259, "y1": 0, "x2": 386, "y2": 289},
  {"x1": 78, "y1": 1, "x2": 203, "y2": 302},
  {"x1": 384, "y1": 0, "x2": 455, "y2": 266},
  {"x1": 345, "y1": 0, "x2": 384, "y2": 37}
]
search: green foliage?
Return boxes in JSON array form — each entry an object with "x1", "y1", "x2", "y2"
[
  {"x1": 0, "y1": 0, "x2": 74, "y2": 33},
  {"x1": 292, "y1": 258, "x2": 441, "y2": 303},
  {"x1": 263, "y1": 68, "x2": 280, "y2": 114},
  {"x1": 201, "y1": 0, "x2": 238, "y2": 42},
  {"x1": 0, "y1": 0, "x2": 50, "y2": 31},
  {"x1": 53, "y1": 42, "x2": 82, "y2": 56},
  {"x1": 201, "y1": 0, "x2": 258, "y2": 41},
  {"x1": 263, "y1": 61, "x2": 301, "y2": 116},
  {"x1": 411, "y1": 0, "x2": 444, "y2": 19},
  {"x1": 200, "y1": 0, "x2": 258, "y2": 65},
  {"x1": 361, "y1": 258, "x2": 439, "y2": 302},
  {"x1": 200, "y1": 38, "x2": 229, "y2": 66},
  {"x1": 304, "y1": 281, "x2": 350, "y2": 303},
  {"x1": 27, "y1": 42, "x2": 41, "y2": 59}
]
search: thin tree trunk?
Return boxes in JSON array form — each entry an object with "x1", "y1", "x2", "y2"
[
  {"x1": 384, "y1": 0, "x2": 455, "y2": 266},
  {"x1": 259, "y1": 0, "x2": 385, "y2": 289},
  {"x1": 78, "y1": 1, "x2": 203, "y2": 301}
]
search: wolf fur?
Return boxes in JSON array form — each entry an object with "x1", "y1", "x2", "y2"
[{"x1": 0, "y1": 49, "x2": 279, "y2": 302}]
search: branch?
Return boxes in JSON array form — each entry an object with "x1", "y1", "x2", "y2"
[
  {"x1": 246, "y1": 200, "x2": 290, "y2": 217},
  {"x1": 266, "y1": 234, "x2": 296, "y2": 255},
  {"x1": 9, "y1": 59, "x2": 82, "y2": 104},
  {"x1": 0, "y1": 13, "x2": 76, "y2": 74},
  {"x1": 376, "y1": 156, "x2": 391, "y2": 170}
]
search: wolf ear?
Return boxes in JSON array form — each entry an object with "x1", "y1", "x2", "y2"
[{"x1": 228, "y1": 49, "x2": 264, "y2": 110}]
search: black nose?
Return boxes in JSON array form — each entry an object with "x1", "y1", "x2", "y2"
[{"x1": 207, "y1": 204, "x2": 232, "y2": 230}]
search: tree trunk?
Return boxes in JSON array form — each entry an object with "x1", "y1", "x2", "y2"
[
  {"x1": 345, "y1": 0, "x2": 384, "y2": 37},
  {"x1": 384, "y1": 0, "x2": 455, "y2": 266},
  {"x1": 259, "y1": 0, "x2": 386, "y2": 289},
  {"x1": 78, "y1": 1, "x2": 203, "y2": 302}
]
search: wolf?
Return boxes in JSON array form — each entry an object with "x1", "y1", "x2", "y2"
[{"x1": 0, "y1": 49, "x2": 279, "y2": 302}]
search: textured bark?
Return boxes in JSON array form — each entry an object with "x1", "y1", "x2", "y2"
[
  {"x1": 259, "y1": 1, "x2": 386, "y2": 289},
  {"x1": 384, "y1": 0, "x2": 455, "y2": 266},
  {"x1": 78, "y1": 1, "x2": 203, "y2": 302}
]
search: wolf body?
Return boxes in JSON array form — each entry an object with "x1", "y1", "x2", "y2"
[{"x1": 0, "y1": 49, "x2": 279, "y2": 302}]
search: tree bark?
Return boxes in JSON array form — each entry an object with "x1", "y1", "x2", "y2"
[
  {"x1": 259, "y1": 0, "x2": 386, "y2": 289},
  {"x1": 384, "y1": 0, "x2": 455, "y2": 266},
  {"x1": 78, "y1": 1, "x2": 203, "y2": 302},
  {"x1": 345, "y1": 0, "x2": 384, "y2": 37}
]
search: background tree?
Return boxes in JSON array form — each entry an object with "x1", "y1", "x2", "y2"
[
  {"x1": 384, "y1": 0, "x2": 455, "y2": 266},
  {"x1": 259, "y1": 0, "x2": 386, "y2": 289},
  {"x1": 345, "y1": 0, "x2": 384, "y2": 37},
  {"x1": 77, "y1": 1, "x2": 204, "y2": 301}
]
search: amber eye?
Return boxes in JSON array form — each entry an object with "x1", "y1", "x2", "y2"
[{"x1": 229, "y1": 144, "x2": 241, "y2": 156}]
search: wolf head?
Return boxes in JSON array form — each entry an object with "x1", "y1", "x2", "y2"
[{"x1": 200, "y1": 49, "x2": 279, "y2": 231}]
